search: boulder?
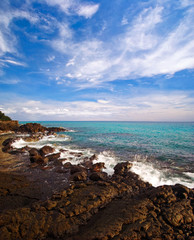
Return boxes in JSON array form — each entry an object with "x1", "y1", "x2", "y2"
[
  {"x1": 2, "y1": 138, "x2": 15, "y2": 152},
  {"x1": 47, "y1": 153, "x2": 61, "y2": 161},
  {"x1": 29, "y1": 148, "x2": 40, "y2": 157},
  {"x1": 70, "y1": 165, "x2": 87, "y2": 175},
  {"x1": 39, "y1": 146, "x2": 55, "y2": 156},
  {"x1": 30, "y1": 154, "x2": 48, "y2": 164}
]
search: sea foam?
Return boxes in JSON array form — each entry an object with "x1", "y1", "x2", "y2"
[{"x1": 11, "y1": 135, "x2": 194, "y2": 188}]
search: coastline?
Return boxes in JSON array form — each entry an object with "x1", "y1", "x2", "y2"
[{"x1": 0, "y1": 123, "x2": 193, "y2": 240}]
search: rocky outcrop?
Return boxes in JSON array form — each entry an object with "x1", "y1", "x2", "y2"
[
  {"x1": 0, "y1": 169, "x2": 193, "y2": 240},
  {"x1": 0, "y1": 133, "x2": 193, "y2": 240},
  {"x1": 16, "y1": 123, "x2": 69, "y2": 134},
  {"x1": 0, "y1": 121, "x2": 19, "y2": 132},
  {"x1": 16, "y1": 123, "x2": 48, "y2": 133},
  {"x1": 1, "y1": 122, "x2": 69, "y2": 134}
]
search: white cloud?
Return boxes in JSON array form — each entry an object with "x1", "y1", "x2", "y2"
[
  {"x1": 121, "y1": 17, "x2": 128, "y2": 26},
  {"x1": 1, "y1": 91, "x2": 194, "y2": 121},
  {"x1": 47, "y1": 55, "x2": 55, "y2": 62},
  {"x1": 0, "y1": 59, "x2": 26, "y2": 66},
  {"x1": 44, "y1": 0, "x2": 99, "y2": 18},
  {"x1": 48, "y1": 4, "x2": 194, "y2": 88},
  {"x1": 77, "y1": 3, "x2": 99, "y2": 18},
  {"x1": 97, "y1": 100, "x2": 109, "y2": 104}
]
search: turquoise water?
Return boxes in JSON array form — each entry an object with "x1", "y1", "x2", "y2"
[{"x1": 20, "y1": 121, "x2": 194, "y2": 187}]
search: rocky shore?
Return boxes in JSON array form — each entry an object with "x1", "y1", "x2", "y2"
[{"x1": 0, "y1": 123, "x2": 193, "y2": 240}]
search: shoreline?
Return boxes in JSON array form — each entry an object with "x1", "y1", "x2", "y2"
[{"x1": 0, "y1": 123, "x2": 193, "y2": 240}]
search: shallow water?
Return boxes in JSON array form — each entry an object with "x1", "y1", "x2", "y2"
[{"x1": 18, "y1": 121, "x2": 194, "y2": 188}]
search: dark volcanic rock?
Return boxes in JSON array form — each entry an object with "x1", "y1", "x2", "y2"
[{"x1": 0, "y1": 167, "x2": 193, "y2": 240}]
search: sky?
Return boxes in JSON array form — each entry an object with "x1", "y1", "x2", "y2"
[{"x1": 0, "y1": 0, "x2": 194, "y2": 121}]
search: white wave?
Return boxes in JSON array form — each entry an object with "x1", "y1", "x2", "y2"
[
  {"x1": 184, "y1": 172, "x2": 194, "y2": 180},
  {"x1": 93, "y1": 151, "x2": 117, "y2": 175},
  {"x1": 130, "y1": 156, "x2": 194, "y2": 188},
  {"x1": 11, "y1": 134, "x2": 70, "y2": 149}
]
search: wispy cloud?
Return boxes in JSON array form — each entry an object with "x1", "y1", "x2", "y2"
[
  {"x1": 0, "y1": 58, "x2": 26, "y2": 67},
  {"x1": 47, "y1": 4, "x2": 194, "y2": 88},
  {"x1": 1, "y1": 90, "x2": 194, "y2": 121},
  {"x1": 44, "y1": 0, "x2": 99, "y2": 18},
  {"x1": 0, "y1": 78, "x2": 20, "y2": 84}
]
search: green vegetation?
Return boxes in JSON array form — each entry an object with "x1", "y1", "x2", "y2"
[{"x1": 0, "y1": 111, "x2": 12, "y2": 121}]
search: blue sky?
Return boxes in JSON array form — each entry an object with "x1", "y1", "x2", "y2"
[{"x1": 0, "y1": 0, "x2": 194, "y2": 121}]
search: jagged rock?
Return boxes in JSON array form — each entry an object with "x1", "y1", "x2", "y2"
[
  {"x1": 91, "y1": 162, "x2": 105, "y2": 172},
  {"x1": 90, "y1": 154, "x2": 97, "y2": 161},
  {"x1": 114, "y1": 162, "x2": 133, "y2": 175}
]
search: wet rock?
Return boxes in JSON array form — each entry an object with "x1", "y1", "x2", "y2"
[
  {"x1": 90, "y1": 154, "x2": 97, "y2": 161},
  {"x1": 39, "y1": 146, "x2": 55, "y2": 156},
  {"x1": 2, "y1": 138, "x2": 15, "y2": 152},
  {"x1": 89, "y1": 172, "x2": 108, "y2": 181},
  {"x1": 82, "y1": 160, "x2": 93, "y2": 170},
  {"x1": 30, "y1": 154, "x2": 48, "y2": 165},
  {"x1": 63, "y1": 162, "x2": 72, "y2": 169},
  {"x1": 29, "y1": 148, "x2": 39, "y2": 157},
  {"x1": 2, "y1": 138, "x2": 15, "y2": 147},
  {"x1": 91, "y1": 162, "x2": 105, "y2": 172},
  {"x1": 70, "y1": 165, "x2": 87, "y2": 175},
  {"x1": 114, "y1": 162, "x2": 133, "y2": 175},
  {"x1": 47, "y1": 152, "x2": 61, "y2": 162},
  {"x1": 47, "y1": 127, "x2": 67, "y2": 133},
  {"x1": 23, "y1": 136, "x2": 42, "y2": 142}
]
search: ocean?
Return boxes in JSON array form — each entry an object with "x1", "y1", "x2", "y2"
[{"x1": 17, "y1": 121, "x2": 194, "y2": 188}]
